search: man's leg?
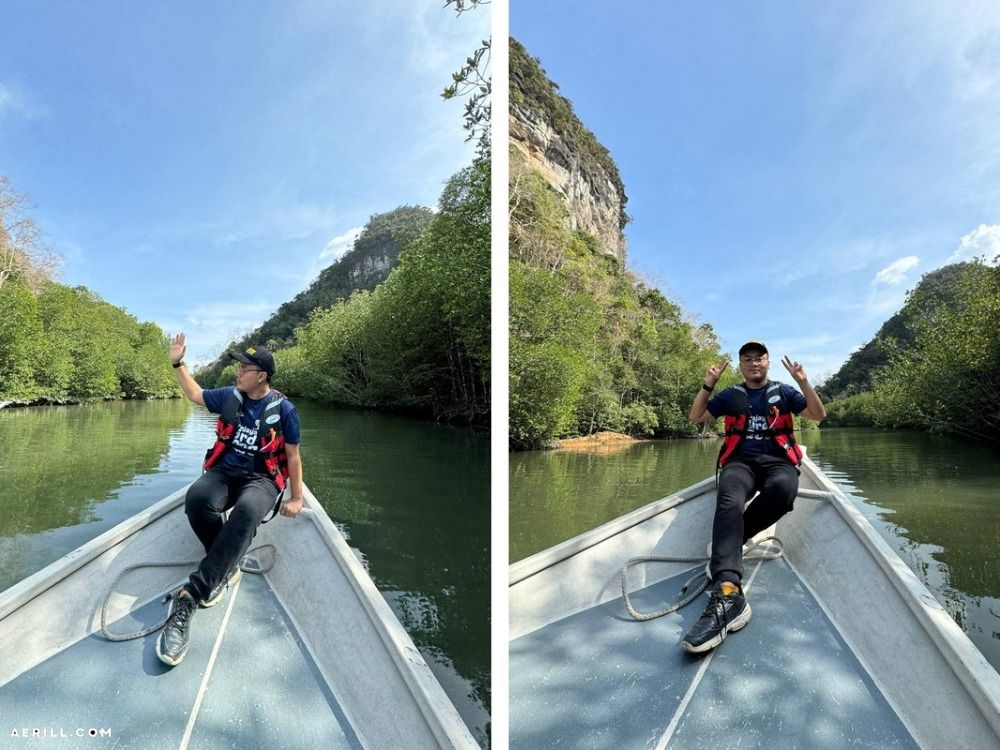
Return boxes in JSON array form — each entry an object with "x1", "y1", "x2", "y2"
[
  {"x1": 710, "y1": 460, "x2": 756, "y2": 585},
  {"x1": 741, "y1": 455, "x2": 799, "y2": 543},
  {"x1": 187, "y1": 476, "x2": 277, "y2": 603},
  {"x1": 683, "y1": 460, "x2": 756, "y2": 654},
  {"x1": 184, "y1": 470, "x2": 235, "y2": 554}
]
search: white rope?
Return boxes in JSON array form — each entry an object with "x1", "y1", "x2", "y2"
[{"x1": 621, "y1": 537, "x2": 784, "y2": 621}]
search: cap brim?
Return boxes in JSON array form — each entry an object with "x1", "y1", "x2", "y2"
[{"x1": 229, "y1": 352, "x2": 254, "y2": 365}]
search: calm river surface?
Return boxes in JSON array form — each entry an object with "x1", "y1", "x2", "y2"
[
  {"x1": 0, "y1": 399, "x2": 490, "y2": 747},
  {"x1": 510, "y1": 427, "x2": 1000, "y2": 674}
]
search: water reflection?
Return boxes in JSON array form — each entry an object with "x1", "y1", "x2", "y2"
[{"x1": 807, "y1": 428, "x2": 1000, "y2": 677}]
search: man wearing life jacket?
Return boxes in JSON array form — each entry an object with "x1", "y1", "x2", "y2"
[
  {"x1": 681, "y1": 340, "x2": 826, "y2": 655},
  {"x1": 156, "y1": 332, "x2": 304, "y2": 667}
]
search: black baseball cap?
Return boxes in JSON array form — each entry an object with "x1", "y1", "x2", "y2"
[
  {"x1": 738, "y1": 341, "x2": 768, "y2": 357},
  {"x1": 230, "y1": 345, "x2": 275, "y2": 377}
]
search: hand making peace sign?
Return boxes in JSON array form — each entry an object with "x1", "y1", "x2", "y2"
[{"x1": 781, "y1": 355, "x2": 808, "y2": 385}]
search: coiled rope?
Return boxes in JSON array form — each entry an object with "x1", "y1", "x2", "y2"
[
  {"x1": 621, "y1": 536, "x2": 785, "y2": 621},
  {"x1": 99, "y1": 544, "x2": 277, "y2": 641}
]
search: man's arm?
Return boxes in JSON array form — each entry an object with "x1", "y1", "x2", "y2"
[
  {"x1": 170, "y1": 333, "x2": 205, "y2": 406},
  {"x1": 797, "y1": 379, "x2": 827, "y2": 421},
  {"x1": 280, "y1": 443, "x2": 304, "y2": 518},
  {"x1": 689, "y1": 359, "x2": 729, "y2": 422},
  {"x1": 781, "y1": 355, "x2": 826, "y2": 421}
]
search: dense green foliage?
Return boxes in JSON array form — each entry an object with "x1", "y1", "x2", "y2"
[
  {"x1": 274, "y1": 159, "x2": 491, "y2": 423},
  {"x1": 820, "y1": 264, "x2": 975, "y2": 399},
  {"x1": 199, "y1": 206, "x2": 434, "y2": 385},
  {"x1": 823, "y1": 261, "x2": 999, "y2": 442},
  {"x1": 0, "y1": 177, "x2": 178, "y2": 404},
  {"x1": 509, "y1": 161, "x2": 727, "y2": 448},
  {"x1": 509, "y1": 37, "x2": 628, "y2": 229},
  {"x1": 0, "y1": 279, "x2": 179, "y2": 403}
]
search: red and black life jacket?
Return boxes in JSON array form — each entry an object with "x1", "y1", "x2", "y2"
[
  {"x1": 716, "y1": 381, "x2": 803, "y2": 469},
  {"x1": 203, "y1": 387, "x2": 290, "y2": 490}
]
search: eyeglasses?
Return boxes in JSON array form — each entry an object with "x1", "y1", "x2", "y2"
[
  {"x1": 237, "y1": 366, "x2": 263, "y2": 375},
  {"x1": 740, "y1": 356, "x2": 767, "y2": 365}
]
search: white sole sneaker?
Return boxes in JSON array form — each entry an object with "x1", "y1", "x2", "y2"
[{"x1": 680, "y1": 602, "x2": 752, "y2": 654}]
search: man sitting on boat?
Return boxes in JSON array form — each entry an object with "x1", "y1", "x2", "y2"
[
  {"x1": 683, "y1": 340, "x2": 826, "y2": 654},
  {"x1": 156, "y1": 333, "x2": 304, "y2": 667}
]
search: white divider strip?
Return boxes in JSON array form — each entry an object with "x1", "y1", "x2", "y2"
[
  {"x1": 178, "y1": 576, "x2": 244, "y2": 750},
  {"x1": 654, "y1": 559, "x2": 764, "y2": 750}
]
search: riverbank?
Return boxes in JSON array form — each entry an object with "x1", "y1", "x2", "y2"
[
  {"x1": 0, "y1": 393, "x2": 180, "y2": 409},
  {"x1": 555, "y1": 430, "x2": 646, "y2": 453}
]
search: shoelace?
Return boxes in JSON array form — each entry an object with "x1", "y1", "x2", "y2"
[
  {"x1": 707, "y1": 590, "x2": 731, "y2": 641},
  {"x1": 165, "y1": 594, "x2": 195, "y2": 631}
]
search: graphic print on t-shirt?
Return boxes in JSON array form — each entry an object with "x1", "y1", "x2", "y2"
[
  {"x1": 746, "y1": 413, "x2": 769, "y2": 441},
  {"x1": 231, "y1": 419, "x2": 260, "y2": 456}
]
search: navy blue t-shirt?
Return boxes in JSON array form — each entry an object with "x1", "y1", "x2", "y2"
[
  {"x1": 203, "y1": 387, "x2": 301, "y2": 475},
  {"x1": 706, "y1": 382, "x2": 806, "y2": 459}
]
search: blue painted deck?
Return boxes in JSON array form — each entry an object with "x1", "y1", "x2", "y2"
[
  {"x1": 510, "y1": 558, "x2": 919, "y2": 749},
  {"x1": 1, "y1": 574, "x2": 361, "y2": 749}
]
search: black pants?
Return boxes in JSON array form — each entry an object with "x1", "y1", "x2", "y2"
[
  {"x1": 183, "y1": 469, "x2": 278, "y2": 602},
  {"x1": 711, "y1": 453, "x2": 799, "y2": 586}
]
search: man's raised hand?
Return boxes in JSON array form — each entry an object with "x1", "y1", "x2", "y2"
[
  {"x1": 170, "y1": 333, "x2": 187, "y2": 366},
  {"x1": 705, "y1": 359, "x2": 729, "y2": 388},
  {"x1": 781, "y1": 355, "x2": 808, "y2": 384}
]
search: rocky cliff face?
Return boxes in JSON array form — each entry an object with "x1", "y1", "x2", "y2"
[{"x1": 509, "y1": 38, "x2": 628, "y2": 266}]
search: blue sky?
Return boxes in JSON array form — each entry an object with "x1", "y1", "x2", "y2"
[
  {"x1": 512, "y1": 2, "x2": 1000, "y2": 383},
  {"x1": 0, "y1": 1, "x2": 488, "y2": 365}
]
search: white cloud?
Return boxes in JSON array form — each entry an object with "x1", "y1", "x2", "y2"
[
  {"x1": 319, "y1": 226, "x2": 363, "y2": 261},
  {"x1": 946, "y1": 223, "x2": 1000, "y2": 265},
  {"x1": 0, "y1": 85, "x2": 15, "y2": 115},
  {"x1": 872, "y1": 255, "x2": 919, "y2": 286},
  {"x1": 0, "y1": 83, "x2": 25, "y2": 117},
  {"x1": 0, "y1": 83, "x2": 36, "y2": 120}
]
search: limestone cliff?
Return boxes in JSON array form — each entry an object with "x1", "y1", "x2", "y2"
[{"x1": 509, "y1": 37, "x2": 628, "y2": 266}]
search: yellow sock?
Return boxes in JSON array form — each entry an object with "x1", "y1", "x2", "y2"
[{"x1": 720, "y1": 582, "x2": 739, "y2": 596}]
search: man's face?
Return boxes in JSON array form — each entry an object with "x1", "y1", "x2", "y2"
[
  {"x1": 235, "y1": 363, "x2": 265, "y2": 389},
  {"x1": 739, "y1": 350, "x2": 769, "y2": 383}
]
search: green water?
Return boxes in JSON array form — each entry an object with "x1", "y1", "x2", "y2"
[
  {"x1": 510, "y1": 428, "x2": 1000, "y2": 673},
  {"x1": 0, "y1": 399, "x2": 490, "y2": 747}
]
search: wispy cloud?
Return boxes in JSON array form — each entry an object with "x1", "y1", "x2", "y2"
[
  {"x1": 320, "y1": 226, "x2": 363, "y2": 262},
  {"x1": 946, "y1": 223, "x2": 1000, "y2": 265},
  {"x1": 0, "y1": 82, "x2": 38, "y2": 120},
  {"x1": 298, "y1": 224, "x2": 364, "y2": 287},
  {"x1": 872, "y1": 255, "x2": 919, "y2": 286}
]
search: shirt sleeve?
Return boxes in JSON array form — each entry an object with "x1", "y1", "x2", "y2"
[
  {"x1": 281, "y1": 401, "x2": 301, "y2": 444},
  {"x1": 783, "y1": 384, "x2": 808, "y2": 415},
  {"x1": 706, "y1": 388, "x2": 731, "y2": 419},
  {"x1": 202, "y1": 387, "x2": 232, "y2": 414}
]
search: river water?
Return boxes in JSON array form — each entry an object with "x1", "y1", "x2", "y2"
[
  {"x1": 510, "y1": 427, "x2": 1000, "y2": 674},
  {"x1": 0, "y1": 399, "x2": 490, "y2": 747}
]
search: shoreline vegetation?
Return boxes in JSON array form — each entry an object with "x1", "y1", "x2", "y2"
[
  {"x1": 1, "y1": 161, "x2": 489, "y2": 424},
  {"x1": 819, "y1": 260, "x2": 999, "y2": 444}
]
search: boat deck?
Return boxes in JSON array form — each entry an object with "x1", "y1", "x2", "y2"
[
  {"x1": 510, "y1": 556, "x2": 919, "y2": 749},
  {"x1": 1, "y1": 572, "x2": 361, "y2": 749}
]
